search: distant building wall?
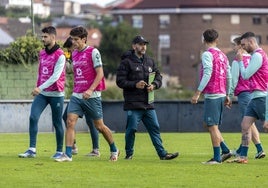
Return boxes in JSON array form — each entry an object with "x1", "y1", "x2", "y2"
[{"x1": 0, "y1": 100, "x2": 264, "y2": 133}]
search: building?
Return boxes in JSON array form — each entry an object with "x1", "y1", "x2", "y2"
[{"x1": 110, "y1": 0, "x2": 268, "y2": 90}]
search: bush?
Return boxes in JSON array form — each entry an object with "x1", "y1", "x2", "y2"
[
  {"x1": 102, "y1": 85, "x2": 123, "y2": 100},
  {"x1": 0, "y1": 32, "x2": 42, "y2": 68}
]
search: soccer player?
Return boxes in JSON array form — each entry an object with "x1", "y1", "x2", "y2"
[
  {"x1": 191, "y1": 29, "x2": 232, "y2": 164},
  {"x1": 55, "y1": 26, "x2": 119, "y2": 162},
  {"x1": 62, "y1": 37, "x2": 100, "y2": 157},
  {"x1": 18, "y1": 26, "x2": 65, "y2": 159},
  {"x1": 232, "y1": 32, "x2": 268, "y2": 164},
  {"x1": 229, "y1": 36, "x2": 265, "y2": 160}
]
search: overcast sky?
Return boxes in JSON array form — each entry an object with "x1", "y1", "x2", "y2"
[{"x1": 71, "y1": 0, "x2": 116, "y2": 7}]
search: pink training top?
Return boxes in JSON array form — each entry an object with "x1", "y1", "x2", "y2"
[
  {"x1": 234, "y1": 54, "x2": 251, "y2": 96},
  {"x1": 72, "y1": 46, "x2": 106, "y2": 93},
  {"x1": 249, "y1": 48, "x2": 268, "y2": 92},
  {"x1": 201, "y1": 48, "x2": 228, "y2": 94},
  {"x1": 37, "y1": 49, "x2": 65, "y2": 92}
]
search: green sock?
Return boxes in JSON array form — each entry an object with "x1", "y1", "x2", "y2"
[
  {"x1": 220, "y1": 141, "x2": 230, "y2": 154},
  {"x1": 240, "y1": 146, "x2": 248, "y2": 157},
  {"x1": 66, "y1": 146, "x2": 72, "y2": 158},
  {"x1": 213, "y1": 146, "x2": 221, "y2": 162},
  {"x1": 255, "y1": 143, "x2": 263, "y2": 153},
  {"x1": 109, "y1": 142, "x2": 117, "y2": 152}
]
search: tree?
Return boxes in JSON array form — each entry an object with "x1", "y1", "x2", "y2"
[
  {"x1": 0, "y1": 31, "x2": 43, "y2": 68},
  {"x1": 99, "y1": 21, "x2": 139, "y2": 77}
]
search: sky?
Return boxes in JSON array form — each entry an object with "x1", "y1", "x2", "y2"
[{"x1": 71, "y1": 0, "x2": 117, "y2": 7}]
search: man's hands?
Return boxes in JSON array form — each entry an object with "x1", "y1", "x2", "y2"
[
  {"x1": 136, "y1": 80, "x2": 155, "y2": 92},
  {"x1": 83, "y1": 89, "x2": 93, "y2": 100},
  {"x1": 263, "y1": 121, "x2": 268, "y2": 132},
  {"x1": 236, "y1": 49, "x2": 243, "y2": 62},
  {"x1": 191, "y1": 91, "x2": 232, "y2": 110},
  {"x1": 136, "y1": 80, "x2": 148, "y2": 89},
  {"x1": 191, "y1": 91, "x2": 201, "y2": 104},
  {"x1": 224, "y1": 96, "x2": 232, "y2": 109},
  {"x1": 31, "y1": 87, "x2": 41, "y2": 96}
]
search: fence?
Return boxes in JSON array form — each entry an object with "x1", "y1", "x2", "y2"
[{"x1": 0, "y1": 100, "x2": 263, "y2": 133}]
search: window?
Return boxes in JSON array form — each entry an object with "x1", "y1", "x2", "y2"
[
  {"x1": 159, "y1": 15, "x2": 170, "y2": 28},
  {"x1": 255, "y1": 35, "x2": 262, "y2": 44},
  {"x1": 132, "y1": 15, "x2": 143, "y2": 28},
  {"x1": 253, "y1": 16, "x2": 261, "y2": 25},
  {"x1": 159, "y1": 34, "x2": 170, "y2": 48},
  {"x1": 161, "y1": 55, "x2": 170, "y2": 65},
  {"x1": 202, "y1": 14, "x2": 212, "y2": 23},
  {"x1": 231, "y1": 15, "x2": 240, "y2": 24}
]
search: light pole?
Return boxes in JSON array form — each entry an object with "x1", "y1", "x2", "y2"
[{"x1": 31, "y1": 0, "x2": 35, "y2": 35}]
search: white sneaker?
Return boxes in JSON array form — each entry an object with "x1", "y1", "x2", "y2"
[
  {"x1": 72, "y1": 145, "x2": 78, "y2": 155},
  {"x1": 54, "y1": 153, "x2": 72, "y2": 162},
  {"x1": 110, "y1": 149, "x2": 120, "y2": 162},
  {"x1": 86, "y1": 149, "x2": 100, "y2": 157},
  {"x1": 51, "y1": 152, "x2": 63, "y2": 159},
  {"x1": 18, "y1": 149, "x2": 36, "y2": 158}
]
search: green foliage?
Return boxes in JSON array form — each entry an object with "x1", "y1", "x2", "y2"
[
  {"x1": 0, "y1": 32, "x2": 42, "y2": 68},
  {"x1": 6, "y1": 7, "x2": 30, "y2": 18},
  {"x1": 0, "y1": 6, "x2": 6, "y2": 16},
  {"x1": 65, "y1": 73, "x2": 74, "y2": 99},
  {"x1": 101, "y1": 85, "x2": 193, "y2": 100},
  {"x1": 102, "y1": 85, "x2": 124, "y2": 100},
  {"x1": 155, "y1": 87, "x2": 194, "y2": 100},
  {"x1": 99, "y1": 21, "x2": 139, "y2": 76}
]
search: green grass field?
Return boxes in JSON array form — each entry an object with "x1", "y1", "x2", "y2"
[{"x1": 1, "y1": 132, "x2": 268, "y2": 188}]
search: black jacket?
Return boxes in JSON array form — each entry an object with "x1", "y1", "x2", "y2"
[{"x1": 116, "y1": 50, "x2": 162, "y2": 110}]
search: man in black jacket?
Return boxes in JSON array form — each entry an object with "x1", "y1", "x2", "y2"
[{"x1": 116, "y1": 35, "x2": 179, "y2": 160}]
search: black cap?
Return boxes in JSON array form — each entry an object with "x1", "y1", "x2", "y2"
[{"x1": 132, "y1": 35, "x2": 149, "y2": 44}]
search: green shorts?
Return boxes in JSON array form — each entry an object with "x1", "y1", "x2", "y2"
[{"x1": 67, "y1": 96, "x2": 103, "y2": 120}]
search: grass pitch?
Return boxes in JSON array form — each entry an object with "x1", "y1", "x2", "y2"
[{"x1": 1, "y1": 132, "x2": 268, "y2": 188}]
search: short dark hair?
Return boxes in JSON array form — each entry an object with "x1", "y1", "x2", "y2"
[
  {"x1": 233, "y1": 37, "x2": 241, "y2": 45},
  {"x1": 203, "y1": 29, "x2": 218, "y2": 43},
  {"x1": 63, "y1": 37, "x2": 73, "y2": 48},
  {"x1": 70, "y1": 26, "x2": 88, "y2": 39},
  {"x1": 240, "y1": 32, "x2": 255, "y2": 40},
  {"x1": 41, "y1": 26, "x2": 56, "y2": 35}
]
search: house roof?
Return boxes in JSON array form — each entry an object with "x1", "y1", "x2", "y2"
[
  {"x1": 56, "y1": 27, "x2": 102, "y2": 47},
  {"x1": 111, "y1": 0, "x2": 268, "y2": 9},
  {"x1": 0, "y1": 17, "x2": 37, "y2": 40},
  {"x1": 0, "y1": 28, "x2": 14, "y2": 45}
]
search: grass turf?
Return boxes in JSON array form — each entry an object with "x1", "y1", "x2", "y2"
[{"x1": 1, "y1": 132, "x2": 268, "y2": 188}]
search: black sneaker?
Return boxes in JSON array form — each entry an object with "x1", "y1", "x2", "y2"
[
  {"x1": 255, "y1": 151, "x2": 266, "y2": 159},
  {"x1": 221, "y1": 152, "x2": 232, "y2": 162},
  {"x1": 202, "y1": 158, "x2": 221, "y2": 165},
  {"x1": 160, "y1": 152, "x2": 179, "y2": 160},
  {"x1": 125, "y1": 154, "x2": 133, "y2": 160}
]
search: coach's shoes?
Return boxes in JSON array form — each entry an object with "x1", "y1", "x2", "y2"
[
  {"x1": 160, "y1": 152, "x2": 179, "y2": 160},
  {"x1": 110, "y1": 149, "x2": 120, "y2": 161},
  {"x1": 54, "y1": 153, "x2": 72, "y2": 162},
  {"x1": 125, "y1": 154, "x2": 133, "y2": 160},
  {"x1": 86, "y1": 149, "x2": 100, "y2": 157},
  {"x1": 221, "y1": 152, "x2": 232, "y2": 162},
  {"x1": 18, "y1": 149, "x2": 36, "y2": 158},
  {"x1": 202, "y1": 158, "x2": 221, "y2": 165},
  {"x1": 255, "y1": 151, "x2": 266, "y2": 159}
]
